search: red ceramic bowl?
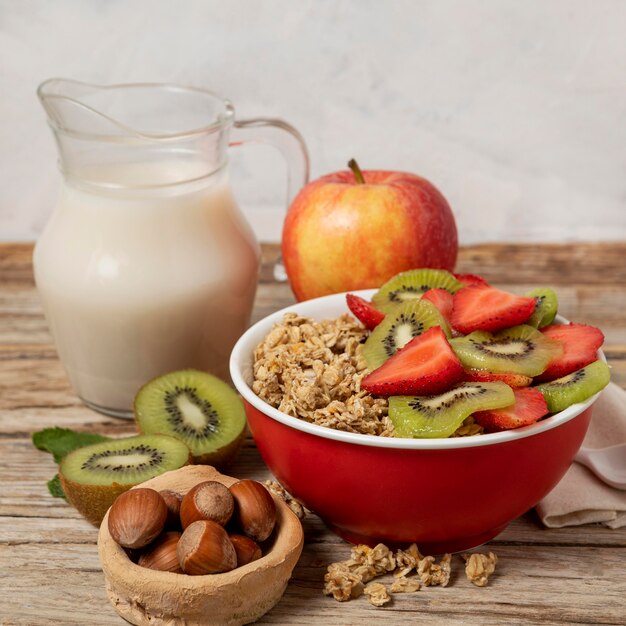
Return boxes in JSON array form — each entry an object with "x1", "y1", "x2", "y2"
[{"x1": 230, "y1": 291, "x2": 603, "y2": 553}]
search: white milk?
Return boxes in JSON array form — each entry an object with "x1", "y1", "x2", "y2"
[{"x1": 34, "y1": 162, "x2": 260, "y2": 416}]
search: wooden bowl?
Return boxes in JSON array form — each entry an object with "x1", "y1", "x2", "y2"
[{"x1": 98, "y1": 466, "x2": 304, "y2": 626}]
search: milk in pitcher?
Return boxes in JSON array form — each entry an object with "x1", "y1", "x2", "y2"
[{"x1": 34, "y1": 161, "x2": 260, "y2": 416}]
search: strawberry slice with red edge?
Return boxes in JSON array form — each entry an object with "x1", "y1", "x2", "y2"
[
  {"x1": 473, "y1": 387, "x2": 549, "y2": 432},
  {"x1": 534, "y1": 323, "x2": 604, "y2": 382},
  {"x1": 422, "y1": 288, "x2": 453, "y2": 321},
  {"x1": 361, "y1": 326, "x2": 464, "y2": 396},
  {"x1": 465, "y1": 369, "x2": 532, "y2": 388},
  {"x1": 346, "y1": 294, "x2": 385, "y2": 330},
  {"x1": 451, "y1": 285, "x2": 536, "y2": 334},
  {"x1": 454, "y1": 273, "x2": 490, "y2": 287}
]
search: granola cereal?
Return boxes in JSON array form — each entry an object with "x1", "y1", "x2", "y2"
[
  {"x1": 362, "y1": 543, "x2": 397, "y2": 575},
  {"x1": 462, "y1": 552, "x2": 498, "y2": 587},
  {"x1": 390, "y1": 577, "x2": 421, "y2": 593},
  {"x1": 324, "y1": 543, "x2": 496, "y2": 607},
  {"x1": 253, "y1": 313, "x2": 391, "y2": 436},
  {"x1": 323, "y1": 562, "x2": 364, "y2": 601},
  {"x1": 450, "y1": 416, "x2": 484, "y2": 437},
  {"x1": 262, "y1": 480, "x2": 307, "y2": 520},
  {"x1": 394, "y1": 543, "x2": 423, "y2": 578},
  {"x1": 417, "y1": 553, "x2": 452, "y2": 587},
  {"x1": 364, "y1": 582, "x2": 391, "y2": 607}
]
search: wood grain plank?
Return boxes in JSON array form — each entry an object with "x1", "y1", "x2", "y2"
[
  {"x1": 1, "y1": 543, "x2": 625, "y2": 625},
  {"x1": 258, "y1": 242, "x2": 626, "y2": 286},
  {"x1": 5, "y1": 241, "x2": 626, "y2": 287}
]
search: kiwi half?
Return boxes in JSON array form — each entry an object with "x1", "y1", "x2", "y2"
[
  {"x1": 134, "y1": 370, "x2": 247, "y2": 466},
  {"x1": 362, "y1": 299, "x2": 451, "y2": 370},
  {"x1": 536, "y1": 360, "x2": 610, "y2": 413},
  {"x1": 450, "y1": 325, "x2": 563, "y2": 377},
  {"x1": 389, "y1": 381, "x2": 515, "y2": 438},
  {"x1": 59, "y1": 434, "x2": 190, "y2": 526},
  {"x1": 526, "y1": 288, "x2": 558, "y2": 328},
  {"x1": 372, "y1": 269, "x2": 463, "y2": 312}
]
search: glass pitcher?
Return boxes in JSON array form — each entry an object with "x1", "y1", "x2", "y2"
[{"x1": 35, "y1": 79, "x2": 309, "y2": 418}]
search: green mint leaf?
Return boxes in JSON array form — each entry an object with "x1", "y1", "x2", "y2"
[
  {"x1": 47, "y1": 474, "x2": 67, "y2": 500},
  {"x1": 32, "y1": 427, "x2": 111, "y2": 463}
]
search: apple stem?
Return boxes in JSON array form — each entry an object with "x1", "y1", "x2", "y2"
[{"x1": 348, "y1": 159, "x2": 365, "y2": 184}]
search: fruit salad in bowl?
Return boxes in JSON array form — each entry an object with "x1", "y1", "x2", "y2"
[{"x1": 230, "y1": 269, "x2": 610, "y2": 552}]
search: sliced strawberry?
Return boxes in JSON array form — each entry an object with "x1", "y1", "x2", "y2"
[
  {"x1": 361, "y1": 326, "x2": 464, "y2": 396},
  {"x1": 346, "y1": 294, "x2": 385, "y2": 330},
  {"x1": 534, "y1": 323, "x2": 604, "y2": 382},
  {"x1": 451, "y1": 285, "x2": 536, "y2": 334},
  {"x1": 422, "y1": 288, "x2": 453, "y2": 321},
  {"x1": 454, "y1": 273, "x2": 490, "y2": 287},
  {"x1": 465, "y1": 369, "x2": 532, "y2": 388},
  {"x1": 473, "y1": 387, "x2": 548, "y2": 432}
]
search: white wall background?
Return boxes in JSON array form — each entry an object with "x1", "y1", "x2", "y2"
[{"x1": 1, "y1": 0, "x2": 625, "y2": 243}]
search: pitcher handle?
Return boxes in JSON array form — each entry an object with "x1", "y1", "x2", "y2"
[{"x1": 230, "y1": 118, "x2": 310, "y2": 281}]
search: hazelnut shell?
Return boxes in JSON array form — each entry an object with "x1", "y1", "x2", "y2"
[
  {"x1": 230, "y1": 479, "x2": 277, "y2": 542},
  {"x1": 180, "y1": 480, "x2": 234, "y2": 529},
  {"x1": 229, "y1": 533, "x2": 262, "y2": 567},
  {"x1": 159, "y1": 490, "x2": 183, "y2": 529},
  {"x1": 177, "y1": 520, "x2": 237, "y2": 575},
  {"x1": 138, "y1": 531, "x2": 183, "y2": 573},
  {"x1": 107, "y1": 488, "x2": 167, "y2": 549}
]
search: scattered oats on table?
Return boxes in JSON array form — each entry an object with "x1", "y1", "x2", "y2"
[
  {"x1": 417, "y1": 553, "x2": 452, "y2": 587},
  {"x1": 364, "y1": 582, "x2": 391, "y2": 607},
  {"x1": 390, "y1": 577, "x2": 421, "y2": 593},
  {"x1": 394, "y1": 543, "x2": 423, "y2": 578},
  {"x1": 324, "y1": 543, "x2": 496, "y2": 606},
  {"x1": 462, "y1": 551, "x2": 498, "y2": 587},
  {"x1": 262, "y1": 480, "x2": 308, "y2": 520},
  {"x1": 323, "y1": 561, "x2": 364, "y2": 601}
]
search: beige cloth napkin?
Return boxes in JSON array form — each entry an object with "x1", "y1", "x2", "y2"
[{"x1": 536, "y1": 382, "x2": 626, "y2": 529}]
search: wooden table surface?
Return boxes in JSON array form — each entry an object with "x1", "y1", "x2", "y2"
[{"x1": 1, "y1": 242, "x2": 625, "y2": 626}]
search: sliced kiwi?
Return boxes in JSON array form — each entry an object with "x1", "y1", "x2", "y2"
[
  {"x1": 450, "y1": 325, "x2": 563, "y2": 377},
  {"x1": 536, "y1": 360, "x2": 610, "y2": 413},
  {"x1": 59, "y1": 434, "x2": 190, "y2": 526},
  {"x1": 134, "y1": 369, "x2": 247, "y2": 466},
  {"x1": 526, "y1": 288, "x2": 558, "y2": 328},
  {"x1": 362, "y1": 299, "x2": 451, "y2": 370},
  {"x1": 389, "y1": 382, "x2": 515, "y2": 438},
  {"x1": 372, "y1": 269, "x2": 463, "y2": 312}
]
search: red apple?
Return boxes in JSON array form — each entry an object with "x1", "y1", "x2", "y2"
[{"x1": 281, "y1": 160, "x2": 458, "y2": 301}]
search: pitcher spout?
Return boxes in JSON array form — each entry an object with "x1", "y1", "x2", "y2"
[
  {"x1": 38, "y1": 78, "x2": 140, "y2": 140},
  {"x1": 37, "y1": 78, "x2": 235, "y2": 189}
]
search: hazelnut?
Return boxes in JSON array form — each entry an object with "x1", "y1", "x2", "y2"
[
  {"x1": 180, "y1": 481, "x2": 234, "y2": 529},
  {"x1": 229, "y1": 480, "x2": 276, "y2": 542},
  {"x1": 138, "y1": 531, "x2": 183, "y2": 573},
  {"x1": 108, "y1": 488, "x2": 167, "y2": 549},
  {"x1": 228, "y1": 533, "x2": 262, "y2": 567},
  {"x1": 176, "y1": 520, "x2": 237, "y2": 575},
  {"x1": 159, "y1": 489, "x2": 183, "y2": 528}
]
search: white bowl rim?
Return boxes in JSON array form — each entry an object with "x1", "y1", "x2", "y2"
[{"x1": 230, "y1": 289, "x2": 605, "y2": 450}]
